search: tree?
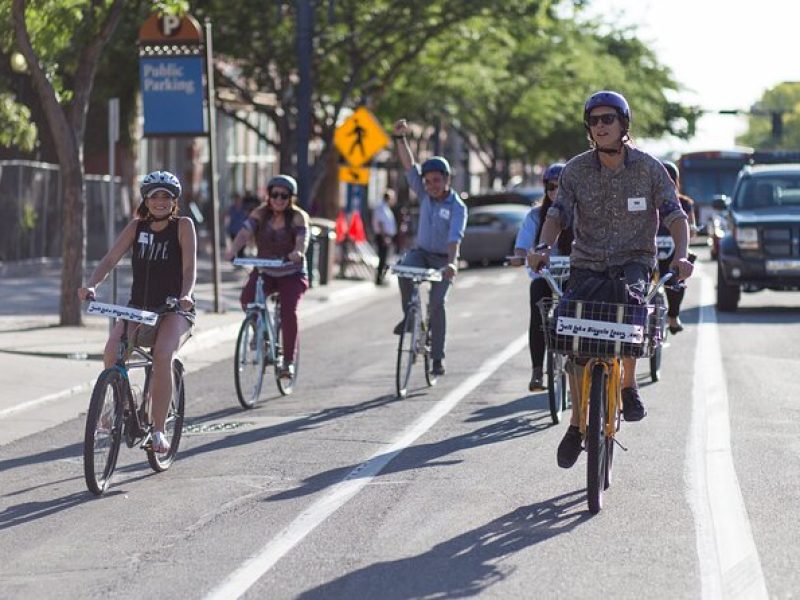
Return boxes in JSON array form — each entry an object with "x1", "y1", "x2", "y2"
[
  {"x1": 737, "y1": 82, "x2": 800, "y2": 150},
  {"x1": 9, "y1": 0, "x2": 125, "y2": 325},
  {"x1": 195, "y1": 0, "x2": 549, "y2": 216}
]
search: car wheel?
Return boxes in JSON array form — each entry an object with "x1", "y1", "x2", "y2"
[{"x1": 716, "y1": 262, "x2": 740, "y2": 312}]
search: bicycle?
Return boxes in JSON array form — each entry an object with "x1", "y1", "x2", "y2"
[
  {"x1": 538, "y1": 268, "x2": 672, "y2": 514},
  {"x1": 649, "y1": 245, "x2": 696, "y2": 382},
  {"x1": 233, "y1": 257, "x2": 299, "y2": 407},
  {"x1": 543, "y1": 255, "x2": 571, "y2": 424},
  {"x1": 83, "y1": 298, "x2": 186, "y2": 496},
  {"x1": 392, "y1": 265, "x2": 442, "y2": 398}
]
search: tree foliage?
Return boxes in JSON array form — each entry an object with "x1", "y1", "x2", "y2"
[{"x1": 737, "y1": 82, "x2": 800, "y2": 150}]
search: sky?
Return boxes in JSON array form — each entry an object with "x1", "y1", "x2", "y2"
[{"x1": 578, "y1": 0, "x2": 799, "y2": 154}]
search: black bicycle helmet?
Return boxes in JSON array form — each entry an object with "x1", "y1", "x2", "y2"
[
  {"x1": 661, "y1": 160, "x2": 679, "y2": 184},
  {"x1": 583, "y1": 90, "x2": 631, "y2": 125},
  {"x1": 267, "y1": 174, "x2": 298, "y2": 196},
  {"x1": 140, "y1": 170, "x2": 182, "y2": 199}
]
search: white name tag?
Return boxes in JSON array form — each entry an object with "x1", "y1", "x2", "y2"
[
  {"x1": 628, "y1": 197, "x2": 646, "y2": 212},
  {"x1": 138, "y1": 231, "x2": 153, "y2": 245},
  {"x1": 439, "y1": 207, "x2": 450, "y2": 219}
]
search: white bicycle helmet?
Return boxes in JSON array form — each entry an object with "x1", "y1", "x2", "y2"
[{"x1": 140, "y1": 170, "x2": 182, "y2": 199}]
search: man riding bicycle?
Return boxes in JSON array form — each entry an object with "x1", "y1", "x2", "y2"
[
  {"x1": 392, "y1": 119, "x2": 468, "y2": 377},
  {"x1": 528, "y1": 90, "x2": 694, "y2": 468}
]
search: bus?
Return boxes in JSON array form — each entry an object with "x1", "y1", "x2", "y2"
[{"x1": 677, "y1": 148, "x2": 753, "y2": 232}]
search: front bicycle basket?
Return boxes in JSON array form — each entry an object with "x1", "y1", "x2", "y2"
[{"x1": 539, "y1": 297, "x2": 666, "y2": 359}]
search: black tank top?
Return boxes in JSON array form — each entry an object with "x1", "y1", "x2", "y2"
[{"x1": 130, "y1": 218, "x2": 183, "y2": 309}]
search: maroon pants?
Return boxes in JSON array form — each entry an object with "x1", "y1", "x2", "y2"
[{"x1": 240, "y1": 272, "x2": 308, "y2": 363}]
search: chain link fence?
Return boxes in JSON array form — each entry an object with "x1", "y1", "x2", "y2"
[{"x1": 0, "y1": 160, "x2": 127, "y2": 263}]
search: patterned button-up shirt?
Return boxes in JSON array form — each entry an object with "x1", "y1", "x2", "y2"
[{"x1": 547, "y1": 146, "x2": 687, "y2": 270}]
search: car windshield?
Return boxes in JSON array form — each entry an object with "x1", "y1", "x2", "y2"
[{"x1": 735, "y1": 175, "x2": 800, "y2": 210}]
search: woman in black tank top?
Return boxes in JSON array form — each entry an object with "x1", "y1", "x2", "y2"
[{"x1": 78, "y1": 171, "x2": 197, "y2": 454}]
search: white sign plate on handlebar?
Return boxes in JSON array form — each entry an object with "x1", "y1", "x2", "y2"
[
  {"x1": 391, "y1": 265, "x2": 443, "y2": 281},
  {"x1": 556, "y1": 316, "x2": 643, "y2": 343},
  {"x1": 87, "y1": 302, "x2": 158, "y2": 325},
  {"x1": 234, "y1": 258, "x2": 288, "y2": 268},
  {"x1": 548, "y1": 256, "x2": 571, "y2": 269}
]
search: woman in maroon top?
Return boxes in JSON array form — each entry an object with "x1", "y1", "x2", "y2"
[
  {"x1": 226, "y1": 175, "x2": 309, "y2": 379},
  {"x1": 78, "y1": 171, "x2": 197, "y2": 454}
]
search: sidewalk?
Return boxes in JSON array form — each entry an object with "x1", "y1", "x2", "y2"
[{"x1": 0, "y1": 258, "x2": 383, "y2": 446}]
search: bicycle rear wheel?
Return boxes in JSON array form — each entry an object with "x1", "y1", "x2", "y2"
[
  {"x1": 83, "y1": 369, "x2": 125, "y2": 495},
  {"x1": 423, "y1": 323, "x2": 438, "y2": 387},
  {"x1": 147, "y1": 359, "x2": 186, "y2": 472},
  {"x1": 586, "y1": 363, "x2": 609, "y2": 514},
  {"x1": 396, "y1": 306, "x2": 418, "y2": 398},
  {"x1": 234, "y1": 312, "x2": 266, "y2": 408},
  {"x1": 547, "y1": 351, "x2": 568, "y2": 424}
]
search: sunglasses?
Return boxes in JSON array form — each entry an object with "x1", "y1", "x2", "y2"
[
  {"x1": 270, "y1": 192, "x2": 291, "y2": 201},
  {"x1": 586, "y1": 113, "x2": 618, "y2": 127},
  {"x1": 546, "y1": 183, "x2": 558, "y2": 192}
]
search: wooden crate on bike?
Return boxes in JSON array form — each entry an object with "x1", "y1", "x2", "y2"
[{"x1": 538, "y1": 298, "x2": 665, "y2": 359}]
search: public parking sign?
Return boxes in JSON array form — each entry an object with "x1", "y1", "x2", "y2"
[
  {"x1": 138, "y1": 13, "x2": 206, "y2": 136},
  {"x1": 140, "y1": 56, "x2": 206, "y2": 135}
]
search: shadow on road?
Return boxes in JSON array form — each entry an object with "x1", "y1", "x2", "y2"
[{"x1": 295, "y1": 489, "x2": 589, "y2": 600}]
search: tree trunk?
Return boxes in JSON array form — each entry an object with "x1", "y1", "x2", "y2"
[{"x1": 60, "y1": 163, "x2": 87, "y2": 325}]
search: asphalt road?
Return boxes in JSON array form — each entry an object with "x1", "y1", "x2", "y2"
[{"x1": 1, "y1": 249, "x2": 799, "y2": 599}]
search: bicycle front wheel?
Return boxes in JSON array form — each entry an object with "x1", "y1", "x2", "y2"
[
  {"x1": 547, "y1": 351, "x2": 568, "y2": 424},
  {"x1": 83, "y1": 369, "x2": 125, "y2": 496},
  {"x1": 147, "y1": 359, "x2": 186, "y2": 472},
  {"x1": 586, "y1": 363, "x2": 609, "y2": 514},
  {"x1": 396, "y1": 306, "x2": 418, "y2": 398},
  {"x1": 234, "y1": 312, "x2": 266, "y2": 409},
  {"x1": 275, "y1": 330, "x2": 298, "y2": 396}
]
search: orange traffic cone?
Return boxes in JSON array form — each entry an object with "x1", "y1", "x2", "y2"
[{"x1": 348, "y1": 211, "x2": 367, "y2": 243}]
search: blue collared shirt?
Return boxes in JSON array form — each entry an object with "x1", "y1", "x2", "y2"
[{"x1": 406, "y1": 166, "x2": 468, "y2": 255}]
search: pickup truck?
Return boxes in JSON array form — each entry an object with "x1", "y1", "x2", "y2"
[{"x1": 715, "y1": 164, "x2": 800, "y2": 311}]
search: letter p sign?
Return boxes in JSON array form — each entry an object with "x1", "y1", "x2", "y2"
[{"x1": 160, "y1": 14, "x2": 182, "y2": 37}]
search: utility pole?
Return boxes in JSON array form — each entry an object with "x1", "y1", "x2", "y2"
[{"x1": 296, "y1": 0, "x2": 313, "y2": 210}]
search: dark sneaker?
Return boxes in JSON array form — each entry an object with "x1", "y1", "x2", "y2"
[
  {"x1": 529, "y1": 367, "x2": 545, "y2": 391},
  {"x1": 668, "y1": 316, "x2": 684, "y2": 335},
  {"x1": 279, "y1": 363, "x2": 295, "y2": 379},
  {"x1": 432, "y1": 359, "x2": 445, "y2": 376},
  {"x1": 557, "y1": 425, "x2": 582, "y2": 468},
  {"x1": 622, "y1": 387, "x2": 647, "y2": 421}
]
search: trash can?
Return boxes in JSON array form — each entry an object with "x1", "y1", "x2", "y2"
[
  {"x1": 310, "y1": 217, "x2": 337, "y2": 285},
  {"x1": 306, "y1": 224, "x2": 321, "y2": 288}
]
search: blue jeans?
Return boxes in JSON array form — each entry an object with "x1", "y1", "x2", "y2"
[{"x1": 397, "y1": 248, "x2": 452, "y2": 360}]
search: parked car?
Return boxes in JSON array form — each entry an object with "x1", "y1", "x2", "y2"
[
  {"x1": 460, "y1": 203, "x2": 531, "y2": 266},
  {"x1": 715, "y1": 164, "x2": 800, "y2": 311},
  {"x1": 462, "y1": 190, "x2": 539, "y2": 210}
]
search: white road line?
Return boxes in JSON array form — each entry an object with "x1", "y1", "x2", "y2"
[
  {"x1": 204, "y1": 333, "x2": 528, "y2": 600},
  {"x1": 686, "y1": 265, "x2": 768, "y2": 599}
]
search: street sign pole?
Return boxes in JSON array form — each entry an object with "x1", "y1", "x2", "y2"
[
  {"x1": 204, "y1": 18, "x2": 222, "y2": 313},
  {"x1": 107, "y1": 97, "x2": 119, "y2": 332},
  {"x1": 296, "y1": 0, "x2": 313, "y2": 210}
]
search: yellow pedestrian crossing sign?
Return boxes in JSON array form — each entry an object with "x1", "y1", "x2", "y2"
[
  {"x1": 339, "y1": 165, "x2": 370, "y2": 185},
  {"x1": 333, "y1": 106, "x2": 390, "y2": 168}
]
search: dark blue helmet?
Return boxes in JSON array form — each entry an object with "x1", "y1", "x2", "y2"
[
  {"x1": 661, "y1": 160, "x2": 679, "y2": 184},
  {"x1": 583, "y1": 90, "x2": 631, "y2": 126},
  {"x1": 421, "y1": 156, "x2": 451, "y2": 176},
  {"x1": 542, "y1": 162, "x2": 565, "y2": 184}
]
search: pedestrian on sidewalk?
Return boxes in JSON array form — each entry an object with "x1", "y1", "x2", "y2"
[
  {"x1": 225, "y1": 174, "x2": 309, "y2": 379},
  {"x1": 372, "y1": 189, "x2": 398, "y2": 286},
  {"x1": 225, "y1": 193, "x2": 249, "y2": 258},
  {"x1": 391, "y1": 119, "x2": 468, "y2": 377},
  {"x1": 78, "y1": 170, "x2": 197, "y2": 454}
]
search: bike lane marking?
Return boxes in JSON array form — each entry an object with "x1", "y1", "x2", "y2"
[
  {"x1": 204, "y1": 333, "x2": 528, "y2": 600},
  {"x1": 686, "y1": 266, "x2": 768, "y2": 599}
]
